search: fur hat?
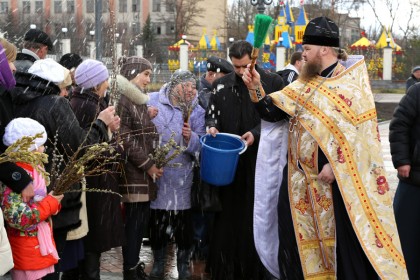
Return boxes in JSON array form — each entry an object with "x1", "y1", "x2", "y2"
[
  {"x1": 3, "y1": 118, "x2": 47, "y2": 151},
  {"x1": 24, "y1": 28, "x2": 53, "y2": 51},
  {"x1": 59, "y1": 53, "x2": 83, "y2": 71},
  {"x1": 206, "y1": 56, "x2": 233, "y2": 74},
  {"x1": 75, "y1": 59, "x2": 109, "y2": 89},
  {"x1": 120, "y1": 56, "x2": 153, "y2": 81},
  {"x1": 28, "y1": 58, "x2": 65, "y2": 84},
  {"x1": 412, "y1": 66, "x2": 420, "y2": 73},
  {"x1": 302, "y1": 16, "x2": 340, "y2": 47}
]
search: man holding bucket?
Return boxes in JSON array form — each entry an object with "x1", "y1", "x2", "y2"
[
  {"x1": 242, "y1": 16, "x2": 408, "y2": 279},
  {"x1": 205, "y1": 40, "x2": 284, "y2": 279}
]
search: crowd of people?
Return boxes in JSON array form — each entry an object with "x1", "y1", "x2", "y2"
[{"x1": 1, "y1": 15, "x2": 420, "y2": 280}]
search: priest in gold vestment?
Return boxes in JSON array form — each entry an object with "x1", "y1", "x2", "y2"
[{"x1": 243, "y1": 17, "x2": 408, "y2": 280}]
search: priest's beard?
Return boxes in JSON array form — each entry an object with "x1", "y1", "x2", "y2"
[{"x1": 299, "y1": 54, "x2": 322, "y2": 81}]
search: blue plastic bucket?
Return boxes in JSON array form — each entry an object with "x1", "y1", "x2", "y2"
[{"x1": 200, "y1": 133, "x2": 247, "y2": 186}]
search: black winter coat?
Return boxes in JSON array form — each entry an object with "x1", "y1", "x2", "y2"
[
  {"x1": 206, "y1": 66, "x2": 284, "y2": 279},
  {"x1": 14, "y1": 52, "x2": 36, "y2": 73},
  {"x1": 70, "y1": 88, "x2": 125, "y2": 253},
  {"x1": 406, "y1": 74, "x2": 420, "y2": 93},
  {"x1": 206, "y1": 66, "x2": 284, "y2": 140},
  {"x1": 390, "y1": 83, "x2": 420, "y2": 185},
  {"x1": 198, "y1": 74, "x2": 212, "y2": 110},
  {"x1": 10, "y1": 72, "x2": 109, "y2": 232}
]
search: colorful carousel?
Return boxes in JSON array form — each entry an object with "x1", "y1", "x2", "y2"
[{"x1": 349, "y1": 28, "x2": 403, "y2": 79}]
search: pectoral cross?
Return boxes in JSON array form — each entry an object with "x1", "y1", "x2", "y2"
[{"x1": 289, "y1": 115, "x2": 298, "y2": 132}]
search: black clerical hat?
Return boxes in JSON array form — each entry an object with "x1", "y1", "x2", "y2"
[{"x1": 302, "y1": 17, "x2": 340, "y2": 47}]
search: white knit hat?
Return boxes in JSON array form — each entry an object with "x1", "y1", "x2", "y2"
[
  {"x1": 3, "y1": 118, "x2": 47, "y2": 151},
  {"x1": 28, "y1": 58, "x2": 65, "y2": 84}
]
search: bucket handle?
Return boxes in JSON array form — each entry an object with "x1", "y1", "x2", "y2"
[
  {"x1": 239, "y1": 141, "x2": 248, "y2": 155},
  {"x1": 217, "y1": 133, "x2": 248, "y2": 155}
]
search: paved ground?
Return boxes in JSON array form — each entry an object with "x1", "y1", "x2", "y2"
[{"x1": 0, "y1": 94, "x2": 403, "y2": 280}]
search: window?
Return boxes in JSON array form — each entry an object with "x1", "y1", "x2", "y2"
[
  {"x1": 54, "y1": 1, "x2": 62, "y2": 13},
  {"x1": 67, "y1": 0, "x2": 74, "y2": 13},
  {"x1": 166, "y1": 22, "x2": 175, "y2": 35},
  {"x1": 132, "y1": 22, "x2": 140, "y2": 34},
  {"x1": 156, "y1": 25, "x2": 161, "y2": 35},
  {"x1": 22, "y1": 1, "x2": 30, "y2": 13},
  {"x1": 119, "y1": 0, "x2": 127, "y2": 12},
  {"x1": 132, "y1": 0, "x2": 139, "y2": 12},
  {"x1": 86, "y1": 0, "x2": 94, "y2": 13},
  {"x1": 166, "y1": 0, "x2": 175, "y2": 12},
  {"x1": 0, "y1": 2, "x2": 8, "y2": 13},
  {"x1": 86, "y1": 0, "x2": 107, "y2": 13},
  {"x1": 152, "y1": 0, "x2": 161, "y2": 12},
  {"x1": 35, "y1": 1, "x2": 43, "y2": 13}
]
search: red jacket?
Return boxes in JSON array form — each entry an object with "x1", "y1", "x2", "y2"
[{"x1": 1, "y1": 163, "x2": 61, "y2": 270}]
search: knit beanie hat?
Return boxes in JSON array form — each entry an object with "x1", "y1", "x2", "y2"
[
  {"x1": 3, "y1": 118, "x2": 47, "y2": 151},
  {"x1": 59, "y1": 53, "x2": 83, "y2": 71},
  {"x1": 0, "y1": 43, "x2": 16, "y2": 90},
  {"x1": 412, "y1": 66, "x2": 420, "y2": 73},
  {"x1": 28, "y1": 58, "x2": 65, "y2": 84},
  {"x1": 0, "y1": 38, "x2": 17, "y2": 62},
  {"x1": 120, "y1": 56, "x2": 152, "y2": 81},
  {"x1": 75, "y1": 59, "x2": 109, "y2": 89}
]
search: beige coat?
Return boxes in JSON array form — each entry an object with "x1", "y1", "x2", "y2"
[{"x1": 0, "y1": 209, "x2": 13, "y2": 275}]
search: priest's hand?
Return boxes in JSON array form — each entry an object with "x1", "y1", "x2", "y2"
[
  {"x1": 241, "y1": 131, "x2": 254, "y2": 146},
  {"x1": 397, "y1": 164, "x2": 411, "y2": 178},
  {"x1": 318, "y1": 163, "x2": 335, "y2": 184}
]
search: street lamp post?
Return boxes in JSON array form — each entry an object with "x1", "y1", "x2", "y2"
[
  {"x1": 95, "y1": 0, "x2": 102, "y2": 60},
  {"x1": 227, "y1": 37, "x2": 234, "y2": 63},
  {"x1": 250, "y1": 0, "x2": 273, "y2": 14},
  {"x1": 179, "y1": 35, "x2": 189, "y2": 71},
  {"x1": 89, "y1": 30, "x2": 96, "y2": 59},
  {"x1": 61, "y1": 27, "x2": 70, "y2": 56},
  {"x1": 30, "y1": 24, "x2": 36, "y2": 29}
]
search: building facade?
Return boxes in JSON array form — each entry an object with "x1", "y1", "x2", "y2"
[{"x1": 0, "y1": 0, "x2": 227, "y2": 58}]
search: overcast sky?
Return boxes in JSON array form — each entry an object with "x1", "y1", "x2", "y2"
[{"x1": 346, "y1": 1, "x2": 416, "y2": 36}]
